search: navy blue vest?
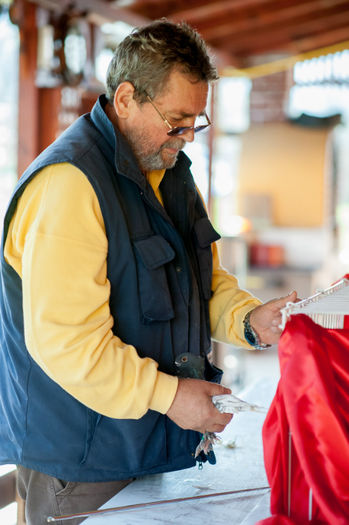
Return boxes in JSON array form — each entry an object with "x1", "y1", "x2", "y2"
[{"x1": 0, "y1": 95, "x2": 221, "y2": 481}]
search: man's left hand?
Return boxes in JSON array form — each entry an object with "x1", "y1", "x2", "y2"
[{"x1": 249, "y1": 291, "x2": 298, "y2": 345}]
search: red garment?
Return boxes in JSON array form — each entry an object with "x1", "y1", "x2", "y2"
[{"x1": 257, "y1": 314, "x2": 349, "y2": 525}]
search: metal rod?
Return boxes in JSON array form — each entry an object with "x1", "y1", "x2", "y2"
[
  {"x1": 288, "y1": 430, "x2": 292, "y2": 518},
  {"x1": 308, "y1": 488, "x2": 313, "y2": 521},
  {"x1": 47, "y1": 485, "x2": 270, "y2": 522}
]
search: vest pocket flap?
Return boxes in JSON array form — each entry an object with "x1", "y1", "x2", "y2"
[
  {"x1": 134, "y1": 236, "x2": 175, "y2": 270},
  {"x1": 193, "y1": 217, "x2": 221, "y2": 248}
]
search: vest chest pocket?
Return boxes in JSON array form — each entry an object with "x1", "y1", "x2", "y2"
[
  {"x1": 193, "y1": 217, "x2": 221, "y2": 300},
  {"x1": 133, "y1": 235, "x2": 175, "y2": 323}
]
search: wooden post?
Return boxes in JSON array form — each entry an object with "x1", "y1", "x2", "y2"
[
  {"x1": 207, "y1": 83, "x2": 215, "y2": 217},
  {"x1": 14, "y1": 0, "x2": 39, "y2": 177},
  {"x1": 38, "y1": 87, "x2": 62, "y2": 152}
]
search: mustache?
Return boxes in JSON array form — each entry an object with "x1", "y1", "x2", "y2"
[{"x1": 161, "y1": 138, "x2": 185, "y2": 151}]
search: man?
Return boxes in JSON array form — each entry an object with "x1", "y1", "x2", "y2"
[{"x1": 0, "y1": 19, "x2": 296, "y2": 524}]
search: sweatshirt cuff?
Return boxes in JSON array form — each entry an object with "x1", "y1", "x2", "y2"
[{"x1": 149, "y1": 371, "x2": 179, "y2": 414}]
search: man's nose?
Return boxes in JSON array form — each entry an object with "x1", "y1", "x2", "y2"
[{"x1": 181, "y1": 128, "x2": 195, "y2": 143}]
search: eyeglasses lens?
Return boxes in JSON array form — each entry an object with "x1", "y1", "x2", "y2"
[{"x1": 167, "y1": 122, "x2": 210, "y2": 137}]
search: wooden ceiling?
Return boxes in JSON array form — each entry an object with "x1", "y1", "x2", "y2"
[{"x1": 31, "y1": 0, "x2": 349, "y2": 71}]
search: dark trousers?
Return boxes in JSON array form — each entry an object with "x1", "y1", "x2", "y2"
[{"x1": 17, "y1": 465, "x2": 132, "y2": 525}]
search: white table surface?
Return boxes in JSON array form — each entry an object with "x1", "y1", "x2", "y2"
[{"x1": 84, "y1": 378, "x2": 276, "y2": 525}]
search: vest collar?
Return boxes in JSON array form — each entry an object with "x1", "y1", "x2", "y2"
[
  {"x1": 90, "y1": 95, "x2": 193, "y2": 193},
  {"x1": 91, "y1": 95, "x2": 147, "y2": 190}
]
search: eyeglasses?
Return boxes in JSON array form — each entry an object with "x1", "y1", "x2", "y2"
[{"x1": 145, "y1": 94, "x2": 211, "y2": 137}]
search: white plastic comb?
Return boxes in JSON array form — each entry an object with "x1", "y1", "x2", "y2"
[{"x1": 280, "y1": 277, "x2": 349, "y2": 330}]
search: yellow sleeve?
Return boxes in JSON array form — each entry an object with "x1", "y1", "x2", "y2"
[
  {"x1": 4, "y1": 163, "x2": 178, "y2": 418},
  {"x1": 210, "y1": 242, "x2": 261, "y2": 347},
  {"x1": 194, "y1": 186, "x2": 261, "y2": 348}
]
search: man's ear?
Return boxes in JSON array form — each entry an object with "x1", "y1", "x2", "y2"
[{"x1": 113, "y1": 81, "x2": 136, "y2": 119}]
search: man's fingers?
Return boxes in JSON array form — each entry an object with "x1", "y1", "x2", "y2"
[
  {"x1": 219, "y1": 385, "x2": 232, "y2": 395},
  {"x1": 272, "y1": 290, "x2": 297, "y2": 307},
  {"x1": 201, "y1": 413, "x2": 233, "y2": 434},
  {"x1": 271, "y1": 325, "x2": 282, "y2": 334},
  {"x1": 266, "y1": 291, "x2": 298, "y2": 314},
  {"x1": 209, "y1": 383, "x2": 232, "y2": 396},
  {"x1": 167, "y1": 378, "x2": 233, "y2": 433},
  {"x1": 287, "y1": 290, "x2": 298, "y2": 302},
  {"x1": 202, "y1": 423, "x2": 229, "y2": 434},
  {"x1": 271, "y1": 317, "x2": 282, "y2": 333}
]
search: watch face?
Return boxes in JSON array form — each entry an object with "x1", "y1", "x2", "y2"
[{"x1": 244, "y1": 327, "x2": 257, "y2": 346}]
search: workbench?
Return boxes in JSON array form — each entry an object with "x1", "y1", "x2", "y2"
[{"x1": 85, "y1": 378, "x2": 275, "y2": 524}]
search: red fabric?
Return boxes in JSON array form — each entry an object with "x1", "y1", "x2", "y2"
[{"x1": 257, "y1": 314, "x2": 349, "y2": 525}]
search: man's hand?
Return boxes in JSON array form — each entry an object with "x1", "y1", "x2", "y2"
[
  {"x1": 249, "y1": 290, "x2": 298, "y2": 345},
  {"x1": 166, "y1": 378, "x2": 233, "y2": 434}
]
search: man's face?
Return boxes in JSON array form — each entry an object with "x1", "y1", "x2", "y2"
[{"x1": 123, "y1": 70, "x2": 209, "y2": 172}]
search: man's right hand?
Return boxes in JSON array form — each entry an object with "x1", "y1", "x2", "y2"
[{"x1": 166, "y1": 378, "x2": 233, "y2": 434}]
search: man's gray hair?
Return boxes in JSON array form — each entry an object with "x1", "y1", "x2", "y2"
[{"x1": 106, "y1": 19, "x2": 218, "y2": 103}]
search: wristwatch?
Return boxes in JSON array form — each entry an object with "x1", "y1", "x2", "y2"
[{"x1": 243, "y1": 310, "x2": 271, "y2": 350}]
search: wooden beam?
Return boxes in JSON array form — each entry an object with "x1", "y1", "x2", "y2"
[
  {"x1": 30, "y1": 0, "x2": 150, "y2": 26},
  {"x1": 220, "y1": 8, "x2": 349, "y2": 57},
  {"x1": 286, "y1": 25, "x2": 349, "y2": 55},
  {"x1": 29, "y1": 0, "x2": 240, "y2": 69},
  {"x1": 199, "y1": 0, "x2": 349, "y2": 41},
  {"x1": 170, "y1": 0, "x2": 276, "y2": 23},
  {"x1": 223, "y1": 38, "x2": 349, "y2": 77}
]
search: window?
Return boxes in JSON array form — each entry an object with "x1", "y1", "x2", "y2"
[
  {"x1": 289, "y1": 50, "x2": 349, "y2": 268},
  {"x1": 0, "y1": 10, "x2": 18, "y2": 225}
]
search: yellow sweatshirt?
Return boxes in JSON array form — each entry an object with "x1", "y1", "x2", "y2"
[{"x1": 4, "y1": 163, "x2": 260, "y2": 419}]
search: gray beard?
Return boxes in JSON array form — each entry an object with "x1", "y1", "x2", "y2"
[
  {"x1": 139, "y1": 146, "x2": 177, "y2": 171},
  {"x1": 123, "y1": 127, "x2": 184, "y2": 171}
]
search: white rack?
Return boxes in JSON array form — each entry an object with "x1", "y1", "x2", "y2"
[{"x1": 280, "y1": 277, "x2": 349, "y2": 330}]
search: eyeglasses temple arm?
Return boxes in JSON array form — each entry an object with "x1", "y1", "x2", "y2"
[{"x1": 146, "y1": 94, "x2": 173, "y2": 131}]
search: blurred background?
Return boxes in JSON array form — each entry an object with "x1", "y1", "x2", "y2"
[{"x1": 0, "y1": 1, "x2": 348, "y2": 522}]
